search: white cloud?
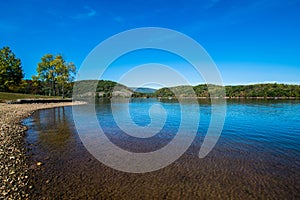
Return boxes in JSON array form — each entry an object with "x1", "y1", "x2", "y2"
[{"x1": 71, "y1": 6, "x2": 96, "y2": 20}]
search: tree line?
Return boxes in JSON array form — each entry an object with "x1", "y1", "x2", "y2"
[
  {"x1": 155, "y1": 83, "x2": 300, "y2": 98},
  {"x1": 0, "y1": 46, "x2": 76, "y2": 98},
  {"x1": 75, "y1": 81, "x2": 300, "y2": 99},
  {"x1": 1, "y1": 46, "x2": 300, "y2": 99}
]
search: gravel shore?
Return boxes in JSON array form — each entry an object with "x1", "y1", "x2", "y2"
[{"x1": 0, "y1": 102, "x2": 85, "y2": 199}]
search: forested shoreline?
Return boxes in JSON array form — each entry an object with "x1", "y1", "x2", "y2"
[
  {"x1": 74, "y1": 80, "x2": 300, "y2": 99},
  {"x1": 1, "y1": 46, "x2": 299, "y2": 99},
  {"x1": 155, "y1": 83, "x2": 300, "y2": 98}
]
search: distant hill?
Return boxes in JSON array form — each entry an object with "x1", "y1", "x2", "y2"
[
  {"x1": 73, "y1": 80, "x2": 154, "y2": 98},
  {"x1": 72, "y1": 80, "x2": 300, "y2": 99},
  {"x1": 73, "y1": 80, "x2": 133, "y2": 98},
  {"x1": 130, "y1": 87, "x2": 157, "y2": 94},
  {"x1": 155, "y1": 83, "x2": 300, "y2": 98},
  {"x1": 224, "y1": 83, "x2": 300, "y2": 98}
]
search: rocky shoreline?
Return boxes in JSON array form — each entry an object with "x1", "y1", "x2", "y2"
[{"x1": 0, "y1": 102, "x2": 85, "y2": 199}]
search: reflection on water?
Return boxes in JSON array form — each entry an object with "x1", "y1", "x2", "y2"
[
  {"x1": 27, "y1": 107, "x2": 74, "y2": 150},
  {"x1": 25, "y1": 100, "x2": 300, "y2": 199}
]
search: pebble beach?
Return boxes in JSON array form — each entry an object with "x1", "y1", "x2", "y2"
[{"x1": 0, "y1": 102, "x2": 85, "y2": 199}]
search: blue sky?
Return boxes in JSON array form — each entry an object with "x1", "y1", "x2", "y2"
[{"x1": 1, "y1": 0, "x2": 300, "y2": 86}]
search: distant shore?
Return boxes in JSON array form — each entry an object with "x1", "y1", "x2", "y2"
[
  {"x1": 0, "y1": 101, "x2": 85, "y2": 199},
  {"x1": 157, "y1": 96, "x2": 300, "y2": 100}
]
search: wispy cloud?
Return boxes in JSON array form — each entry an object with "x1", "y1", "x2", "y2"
[{"x1": 71, "y1": 6, "x2": 96, "y2": 20}]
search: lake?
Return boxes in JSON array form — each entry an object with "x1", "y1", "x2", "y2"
[{"x1": 25, "y1": 99, "x2": 300, "y2": 199}]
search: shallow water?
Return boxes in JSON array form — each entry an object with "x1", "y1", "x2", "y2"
[{"x1": 25, "y1": 99, "x2": 300, "y2": 199}]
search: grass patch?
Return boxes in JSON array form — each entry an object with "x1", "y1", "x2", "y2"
[{"x1": 0, "y1": 92, "x2": 62, "y2": 102}]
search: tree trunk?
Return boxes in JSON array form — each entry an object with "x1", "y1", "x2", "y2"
[{"x1": 62, "y1": 84, "x2": 65, "y2": 98}]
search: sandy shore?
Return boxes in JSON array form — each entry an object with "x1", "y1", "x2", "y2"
[{"x1": 0, "y1": 102, "x2": 85, "y2": 199}]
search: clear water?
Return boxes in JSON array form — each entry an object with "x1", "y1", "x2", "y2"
[{"x1": 25, "y1": 99, "x2": 300, "y2": 199}]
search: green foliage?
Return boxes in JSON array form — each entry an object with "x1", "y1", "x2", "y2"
[
  {"x1": 0, "y1": 47, "x2": 24, "y2": 92},
  {"x1": 14, "y1": 79, "x2": 43, "y2": 95},
  {"x1": 225, "y1": 83, "x2": 300, "y2": 98},
  {"x1": 36, "y1": 54, "x2": 76, "y2": 97},
  {"x1": 155, "y1": 83, "x2": 300, "y2": 98},
  {"x1": 96, "y1": 80, "x2": 118, "y2": 94},
  {"x1": 154, "y1": 87, "x2": 174, "y2": 97}
]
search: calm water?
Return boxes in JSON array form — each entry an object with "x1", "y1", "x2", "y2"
[{"x1": 25, "y1": 99, "x2": 300, "y2": 199}]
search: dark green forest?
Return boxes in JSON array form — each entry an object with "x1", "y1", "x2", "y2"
[{"x1": 155, "y1": 83, "x2": 300, "y2": 98}]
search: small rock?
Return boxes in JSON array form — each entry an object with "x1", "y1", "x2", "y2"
[
  {"x1": 36, "y1": 162, "x2": 43, "y2": 166},
  {"x1": 9, "y1": 170, "x2": 15, "y2": 175}
]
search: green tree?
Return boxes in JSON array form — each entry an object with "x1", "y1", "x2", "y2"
[
  {"x1": 0, "y1": 46, "x2": 24, "y2": 91},
  {"x1": 53, "y1": 55, "x2": 76, "y2": 98},
  {"x1": 31, "y1": 76, "x2": 43, "y2": 95},
  {"x1": 36, "y1": 54, "x2": 56, "y2": 96},
  {"x1": 36, "y1": 54, "x2": 76, "y2": 97}
]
